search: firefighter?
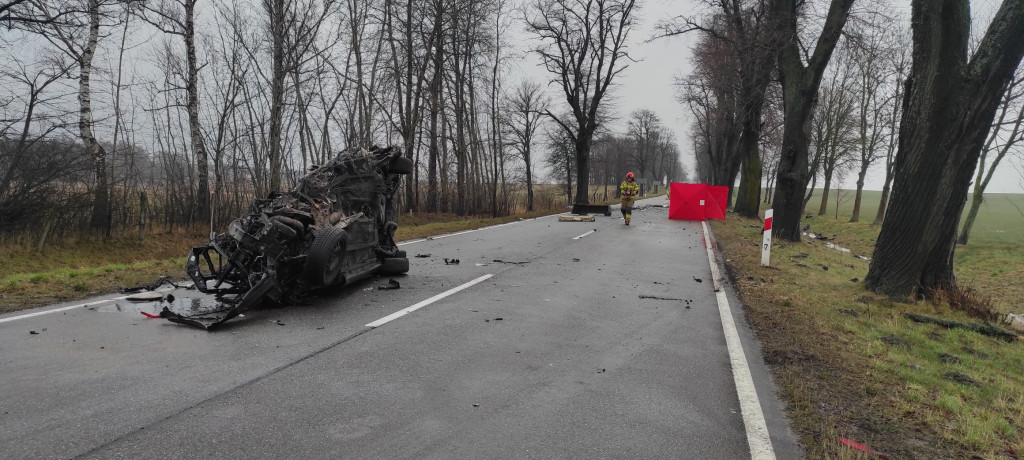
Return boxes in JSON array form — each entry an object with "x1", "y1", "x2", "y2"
[{"x1": 620, "y1": 172, "x2": 639, "y2": 225}]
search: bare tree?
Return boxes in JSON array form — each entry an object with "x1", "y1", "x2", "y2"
[
  {"x1": 29, "y1": 0, "x2": 117, "y2": 234},
  {"x1": 544, "y1": 123, "x2": 576, "y2": 204},
  {"x1": 384, "y1": 0, "x2": 438, "y2": 211},
  {"x1": 504, "y1": 79, "x2": 547, "y2": 212},
  {"x1": 866, "y1": 0, "x2": 1024, "y2": 298},
  {"x1": 526, "y1": 0, "x2": 637, "y2": 206},
  {"x1": 872, "y1": 35, "x2": 909, "y2": 225},
  {"x1": 264, "y1": 0, "x2": 335, "y2": 192},
  {"x1": 958, "y1": 65, "x2": 1024, "y2": 245},
  {"x1": 659, "y1": 0, "x2": 778, "y2": 218},
  {"x1": 769, "y1": 0, "x2": 856, "y2": 240},
  {"x1": 810, "y1": 55, "x2": 857, "y2": 217},
  {"x1": 137, "y1": 0, "x2": 211, "y2": 224},
  {"x1": 627, "y1": 108, "x2": 660, "y2": 181},
  {"x1": 847, "y1": 10, "x2": 900, "y2": 223}
]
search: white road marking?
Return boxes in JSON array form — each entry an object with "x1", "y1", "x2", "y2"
[
  {"x1": 0, "y1": 284, "x2": 185, "y2": 324},
  {"x1": 572, "y1": 230, "x2": 595, "y2": 240},
  {"x1": 365, "y1": 274, "x2": 494, "y2": 328},
  {"x1": 702, "y1": 221, "x2": 776, "y2": 460},
  {"x1": 0, "y1": 298, "x2": 122, "y2": 324}
]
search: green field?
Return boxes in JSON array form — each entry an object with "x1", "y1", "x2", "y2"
[
  {"x1": 797, "y1": 190, "x2": 1024, "y2": 313},
  {"x1": 803, "y1": 189, "x2": 1024, "y2": 245}
]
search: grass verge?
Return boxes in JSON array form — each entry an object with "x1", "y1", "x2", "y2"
[{"x1": 710, "y1": 214, "x2": 1023, "y2": 459}]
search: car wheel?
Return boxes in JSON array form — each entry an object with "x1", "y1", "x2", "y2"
[
  {"x1": 388, "y1": 156, "x2": 414, "y2": 175},
  {"x1": 305, "y1": 227, "x2": 347, "y2": 286},
  {"x1": 380, "y1": 257, "x2": 409, "y2": 275}
]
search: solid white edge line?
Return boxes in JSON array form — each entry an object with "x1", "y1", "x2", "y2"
[
  {"x1": 572, "y1": 230, "x2": 596, "y2": 240},
  {"x1": 702, "y1": 221, "x2": 776, "y2": 460},
  {"x1": 0, "y1": 299, "x2": 114, "y2": 324},
  {"x1": 0, "y1": 287, "x2": 178, "y2": 324},
  {"x1": 365, "y1": 274, "x2": 494, "y2": 328}
]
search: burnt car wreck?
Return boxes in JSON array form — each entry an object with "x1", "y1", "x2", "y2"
[{"x1": 159, "y1": 145, "x2": 412, "y2": 329}]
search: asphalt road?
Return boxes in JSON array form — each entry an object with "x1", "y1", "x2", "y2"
[{"x1": 0, "y1": 196, "x2": 801, "y2": 459}]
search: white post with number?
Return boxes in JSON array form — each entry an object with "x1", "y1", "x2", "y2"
[{"x1": 761, "y1": 209, "x2": 773, "y2": 267}]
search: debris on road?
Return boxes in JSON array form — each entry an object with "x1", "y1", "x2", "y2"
[
  {"x1": 378, "y1": 279, "x2": 401, "y2": 290},
  {"x1": 121, "y1": 276, "x2": 185, "y2": 294},
  {"x1": 692, "y1": 276, "x2": 702, "y2": 283},
  {"x1": 558, "y1": 214, "x2": 596, "y2": 222},
  {"x1": 639, "y1": 295, "x2": 683, "y2": 301},
  {"x1": 140, "y1": 312, "x2": 160, "y2": 319},
  {"x1": 126, "y1": 291, "x2": 165, "y2": 302},
  {"x1": 415, "y1": 254, "x2": 431, "y2": 258},
  {"x1": 29, "y1": 330, "x2": 39, "y2": 335},
  {"x1": 492, "y1": 259, "x2": 528, "y2": 265},
  {"x1": 444, "y1": 258, "x2": 460, "y2": 265}
]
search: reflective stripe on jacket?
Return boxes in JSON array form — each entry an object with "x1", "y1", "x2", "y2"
[{"x1": 620, "y1": 181, "x2": 639, "y2": 198}]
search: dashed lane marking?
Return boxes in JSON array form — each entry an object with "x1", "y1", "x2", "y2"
[{"x1": 365, "y1": 274, "x2": 494, "y2": 328}]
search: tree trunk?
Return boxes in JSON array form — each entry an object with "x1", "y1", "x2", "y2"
[
  {"x1": 268, "y1": 0, "x2": 286, "y2": 193},
  {"x1": 574, "y1": 130, "x2": 592, "y2": 206},
  {"x1": 773, "y1": 90, "x2": 816, "y2": 240},
  {"x1": 866, "y1": 0, "x2": 1024, "y2": 298},
  {"x1": 849, "y1": 163, "x2": 867, "y2": 222},
  {"x1": 185, "y1": 0, "x2": 209, "y2": 224},
  {"x1": 957, "y1": 192, "x2": 983, "y2": 245},
  {"x1": 525, "y1": 146, "x2": 534, "y2": 211},
  {"x1": 817, "y1": 169, "x2": 832, "y2": 216},
  {"x1": 81, "y1": 0, "x2": 110, "y2": 234},
  {"x1": 770, "y1": 0, "x2": 855, "y2": 241},
  {"x1": 733, "y1": 103, "x2": 764, "y2": 218},
  {"x1": 872, "y1": 168, "x2": 893, "y2": 225}
]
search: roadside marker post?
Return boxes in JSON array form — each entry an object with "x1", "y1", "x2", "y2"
[{"x1": 761, "y1": 209, "x2": 773, "y2": 267}]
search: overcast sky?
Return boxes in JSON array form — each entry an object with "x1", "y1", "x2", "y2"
[{"x1": 511, "y1": 0, "x2": 1024, "y2": 193}]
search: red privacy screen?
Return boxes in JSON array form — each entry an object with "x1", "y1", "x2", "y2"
[{"x1": 668, "y1": 183, "x2": 728, "y2": 221}]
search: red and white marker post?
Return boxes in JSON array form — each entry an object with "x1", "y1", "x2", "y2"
[{"x1": 761, "y1": 209, "x2": 773, "y2": 267}]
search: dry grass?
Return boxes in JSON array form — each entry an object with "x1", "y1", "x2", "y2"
[{"x1": 0, "y1": 208, "x2": 576, "y2": 313}]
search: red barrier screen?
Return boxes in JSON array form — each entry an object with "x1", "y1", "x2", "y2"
[{"x1": 668, "y1": 183, "x2": 728, "y2": 221}]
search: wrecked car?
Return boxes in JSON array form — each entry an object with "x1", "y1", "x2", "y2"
[{"x1": 159, "y1": 145, "x2": 412, "y2": 329}]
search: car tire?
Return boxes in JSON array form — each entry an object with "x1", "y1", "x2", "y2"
[
  {"x1": 388, "y1": 156, "x2": 414, "y2": 175},
  {"x1": 380, "y1": 257, "x2": 409, "y2": 275},
  {"x1": 305, "y1": 227, "x2": 347, "y2": 286}
]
